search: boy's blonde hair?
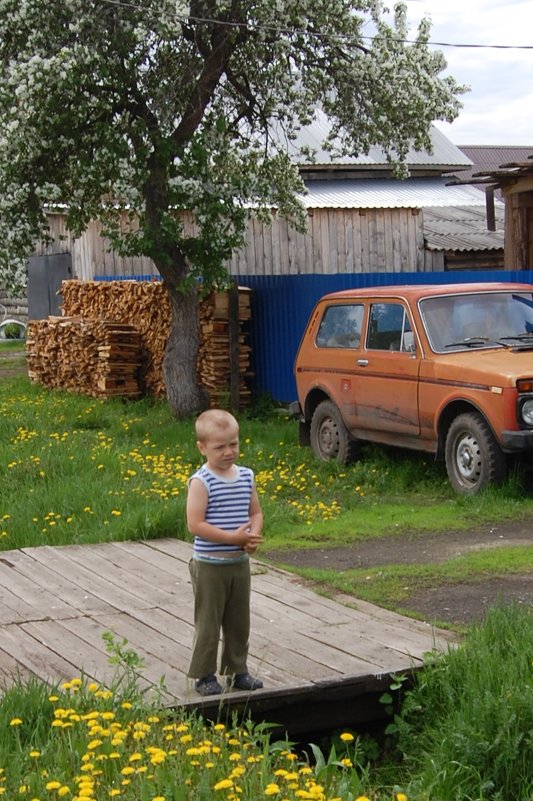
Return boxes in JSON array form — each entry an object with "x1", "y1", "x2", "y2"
[{"x1": 195, "y1": 409, "x2": 239, "y2": 443}]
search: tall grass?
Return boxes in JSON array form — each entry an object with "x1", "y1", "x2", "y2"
[
  {"x1": 393, "y1": 602, "x2": 533, "y2": 800},
  {"x1": 3, "y1": 377, "x2": 533, "y2": 554}
]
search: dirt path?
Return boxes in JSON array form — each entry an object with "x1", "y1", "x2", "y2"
[{"x1": 264, "y1": 520, "x2": 533, "y2": 626}]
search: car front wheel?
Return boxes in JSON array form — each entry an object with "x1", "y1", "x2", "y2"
[
  {"x1": 445, "y1": 412, "x2": 507, "y2": 494},
  {"x1": 310, "y1": 400, "x2": 359, "y2": 464}
]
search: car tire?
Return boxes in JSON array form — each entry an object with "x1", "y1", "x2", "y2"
[
  {"x1": 310, "y1": 400, "x2": 360, "y2": 464},
  {"x1": 445, "y1": 412, "x2": 507, "y2": 494}
]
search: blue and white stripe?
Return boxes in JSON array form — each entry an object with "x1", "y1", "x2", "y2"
[{"x1": 190, "y1": 464, "x2": 253, "y2": 555}]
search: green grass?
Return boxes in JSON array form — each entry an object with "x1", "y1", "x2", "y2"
[
  {"x1": 393, "y1": 602, "x2": 533, "y2": 800},
  {"x1": 0, "y1": 339, "x2": 26, "y2": 351}
]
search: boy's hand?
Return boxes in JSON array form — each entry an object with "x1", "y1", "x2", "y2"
[{"x1": 233, "y1": 523, "x2": 263, "y2": 548}]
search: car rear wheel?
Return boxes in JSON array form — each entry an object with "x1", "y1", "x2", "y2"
[
  {"x1": 310, "y1": 400, "x2": 360, "y2": 464},
  {"x1": 445, "y1": 412, "x2": 507, "y2": 494}
]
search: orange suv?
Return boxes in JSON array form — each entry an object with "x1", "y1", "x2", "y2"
[{"x1": 291, "y1": 282, "x2": 533, "y2": 494}]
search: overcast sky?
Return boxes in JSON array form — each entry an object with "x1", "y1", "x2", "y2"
[{"x1": 401, "y1": 0, "x2": 533, "y2": 146}]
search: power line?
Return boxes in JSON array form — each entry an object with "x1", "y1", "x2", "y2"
[{"x1": 98, "y1": 0, "x2": 533, "y2": 52}]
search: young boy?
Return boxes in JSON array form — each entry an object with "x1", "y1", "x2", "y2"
[{"x1": 186, "y1": 408, "x2": 264, "y2": 696}]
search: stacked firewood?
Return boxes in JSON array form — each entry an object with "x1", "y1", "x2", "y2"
[
  {"x1": 26, "y1": 317, "x2": 142, "y2": 398},
  {"x1": 198, "y1": 289, "x2": 252, "y2": 406},
  {"x1": 60, "y1": 281, "x2": 170, "y2": 396},
  {"x1": 28, "y1": 280, "x2": 252, "y2": 404}
]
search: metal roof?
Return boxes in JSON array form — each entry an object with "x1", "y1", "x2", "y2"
[
  {"x1": 454, "y1": 145, "x2": 533, "y2": 181},
  {"x1": 286, "y1": 108, "x2": 472, "y2": 170},
  {"x1": 301, "y1": 177, "x2": 492, "y2": 209},
  {"x1": 423, "y1": 205, "x2": 505, "y2": 252}
]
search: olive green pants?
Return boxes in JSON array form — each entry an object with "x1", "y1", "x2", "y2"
[{"x1": 188, "y1": 557, "x2": 251, "y2": 680}]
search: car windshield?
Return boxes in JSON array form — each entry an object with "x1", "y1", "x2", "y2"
[{"x1": 420, "y1": 291, "x2": 533, "y2": 352}]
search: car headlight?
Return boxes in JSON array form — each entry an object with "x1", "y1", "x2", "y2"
[{"x1": 519, "y1": 397, "x2": 533, "y2": 427}]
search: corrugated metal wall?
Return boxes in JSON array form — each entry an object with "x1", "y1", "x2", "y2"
[{"x1": 235, "y1": 270, "x2": 533, "y2": 403}]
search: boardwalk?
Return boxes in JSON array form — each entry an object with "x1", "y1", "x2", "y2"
[{"x1": 0, "y1": 538, "x2": 457, "y2": 730}]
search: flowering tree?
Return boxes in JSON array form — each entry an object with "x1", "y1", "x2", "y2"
[{"x1": 0, "y1": 0, "x2": 465, "y2": 415}]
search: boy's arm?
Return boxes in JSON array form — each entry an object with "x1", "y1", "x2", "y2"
[
  {"x1": 247, "y1": 485, "x2": 263, "y2": 537},
  {"x1": 245, "y1": 484, "x2": 264, "y2": 554},
  {"x1": 186, "y1": 477, "x2": 258, "y2": 547}
]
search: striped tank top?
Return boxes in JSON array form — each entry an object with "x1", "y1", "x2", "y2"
[{"x1": 189, "y1": 464, "x2": 254, "y2": 556}]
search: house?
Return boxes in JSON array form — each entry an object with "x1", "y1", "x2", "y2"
[{"x1": 33, "y1": 119, "x2": 504, "y2": 286}]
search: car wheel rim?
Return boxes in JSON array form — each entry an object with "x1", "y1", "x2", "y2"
[
  {"x1": 455, "y1": 433, "x2": 482, "y2": 484},
  {"x1": 318, "y1": 417, "x2": 339, "y2": 458}
]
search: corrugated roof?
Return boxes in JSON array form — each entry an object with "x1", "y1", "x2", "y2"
[
  {"x1": 423, "y1": 205, "x2": 505, "y2": 252},
  {"x1": 447, "y1": 146, "x2": 533, "y2": 200},
  {"x1": 455, "y1": 145, "x2": 533, "y2": 179},
  {"x1": 282, "y1": 108, "x2": 472, "y2": 170},
  {"x1": 301, "y1": 177, "x2": 492, "y2": 209}
]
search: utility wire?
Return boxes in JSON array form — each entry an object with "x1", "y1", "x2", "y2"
[{"x1": 97, "y1": 0, "x2": 533, "y2": 51}]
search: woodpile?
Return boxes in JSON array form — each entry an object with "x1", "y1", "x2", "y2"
[
  {"x1": 198, "y1": 288, "x2": 252, "y2": 407},
  {"x1": 26, "y1": 318, "x2": 142, "y2": 398},
  {"x1": 60, "y1": 280, "x2": 170, "y2": 396},
  {"x1": 27, "y1": 280, "x2": 252, "y2": 405}
]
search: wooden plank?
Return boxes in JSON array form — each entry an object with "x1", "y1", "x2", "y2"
[
  {"x1": 67, "y1": 541, "x2": 192, "y2": 602},
  {"x1": 21, "y1": 619, "x2": 115, "y2": 685},
  {"x1": 144, "y1": 537, "x2": 193, "y2": 564},
  {"x1": 0, "y1": 624, "x2": 81, "y2": 685},
  {"x1": 61, "y1": 612, "x2": 190, "y2": 701},
  {"x1": 58, "y1": 544, "x2": 184, "y2": 606},
  {"x1": 111, "y1": 539, "x2": 190, "y2": 579},
  {"x1": 0, "y1": 647, "x2": 33, "y2": 688},
  {"x1": 21, "y1": 545, "x2": 155, "y2": 612},
  {"x1": 0, "y1": 554, "x2": 78, "y2": 620},
  {"x1": 250, "y1": 616, "x2": 386, "y2": 675},
  {"x1": 0, "y1": 548, "x2": 118, "y2": 616}
]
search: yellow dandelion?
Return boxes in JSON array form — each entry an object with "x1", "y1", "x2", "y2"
[
  {"x1": 213, "y1": 779, "x2": 234, "y2": 791},
  {"x1": 396, "y1": 794, "x2": 408, "y2": 801},
  {"x1": 10, "y1": 718, "x2": 23, "y2": 726},
  {"x1": 340, "y1": 732, "x2": 354, "y2": 742}
]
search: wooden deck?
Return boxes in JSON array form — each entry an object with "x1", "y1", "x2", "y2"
[{"x1": 0, "y1": 538, "x2": 457, "y2": 733}]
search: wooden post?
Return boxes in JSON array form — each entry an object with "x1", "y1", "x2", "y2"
[
  {"x1": 228, "y1": 283, "x2": 240, "y2": 412},
  {"x1": 485, "y1": 186, "x2": 496, "y2": 231}
]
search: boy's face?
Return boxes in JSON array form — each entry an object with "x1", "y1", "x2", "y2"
[{"x1": 197, "y1": 425, "x2": 240, "y2": 472}]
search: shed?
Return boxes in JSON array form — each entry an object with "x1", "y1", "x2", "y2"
[
  {"x1": 35, "y1": 124, "x2": 503, "y2": 280},
  {"x1": 450, "y1": 155, "x2": 533, "y2": 271}
]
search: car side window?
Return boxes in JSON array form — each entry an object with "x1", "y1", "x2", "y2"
[
  {"x1": 316, "y1": 304, "x2": 364, "y2": 348},
  {"x1": 367, "y1": 303, "x2": 414, "y2": 351}
]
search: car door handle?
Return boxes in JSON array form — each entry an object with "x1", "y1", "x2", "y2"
[{"x1": 357, "y1": 359, "x2": 369, "y2": 367}]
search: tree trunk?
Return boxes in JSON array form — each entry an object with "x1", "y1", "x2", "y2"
[{"x1": 163, "y1": 282, "x2": 208, "y2": 418}]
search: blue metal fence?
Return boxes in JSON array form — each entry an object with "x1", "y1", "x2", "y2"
[{"x1": 235, "y1": 270, "x2": 533, "y2": 403}]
